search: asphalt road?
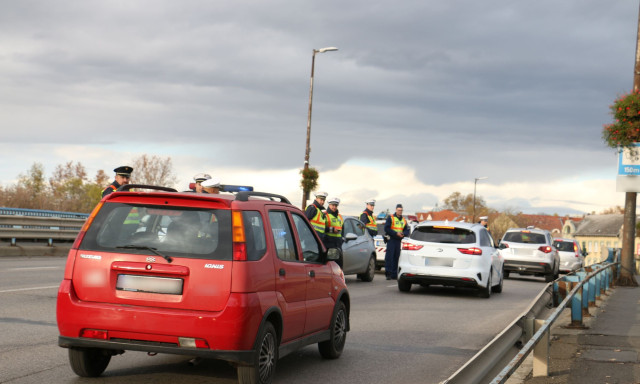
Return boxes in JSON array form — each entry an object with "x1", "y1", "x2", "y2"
[{"x1": 0, "y1": 256, "x2": 547, "y2": 384}]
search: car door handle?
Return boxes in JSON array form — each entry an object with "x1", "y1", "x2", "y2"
[
  {"x1": 308, "y1": 270, "x2": 315, "y2": 278},
  {"x1": 279, "y1": 268, "x2": 286, "y2": 276}
]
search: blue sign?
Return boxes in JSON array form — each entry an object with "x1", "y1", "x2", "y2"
[{"x1": 618, "y1": 144, "x2": 640, "y2": 176}]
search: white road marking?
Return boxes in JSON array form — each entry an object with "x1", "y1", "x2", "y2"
[
  {"x1": 0, "y1": 285, "x2": 59, "y2": 293},
  {"x1": 7, "y1": 267, "x2": 61, "y2": 271}
]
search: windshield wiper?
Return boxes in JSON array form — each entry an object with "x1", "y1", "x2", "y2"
[{"x1": 117, "y1": 245, "x2": 173, "y2": 263}]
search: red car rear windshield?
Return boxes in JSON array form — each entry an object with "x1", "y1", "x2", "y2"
[{"x1": 79, "y1": 203, "x2": 233, "y2": 260}]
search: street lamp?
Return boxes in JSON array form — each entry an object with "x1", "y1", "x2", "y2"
[
  {"x1": 302, "y1": 46, "x2": 338, "y2": 209},
  {"x1": 473, "y1": 176, "x2": 488, "y2": 223}
]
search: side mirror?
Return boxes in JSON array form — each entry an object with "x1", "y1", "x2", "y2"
[
  {"x1": 344, "y1": 233, "x2": 357, "y2": 242},
  {"x1": 498, "y1": 243, "x2": 506, "y2": 250},
  {"x1": 327, "y1": 248, "x2": 341, "y2": 261}
]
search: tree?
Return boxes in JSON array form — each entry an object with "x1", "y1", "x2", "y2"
[
  {"x1": 131, "y1": 155, "x2": 178, "y2": 188},
  {"x1": 49, "y1": 162, "x2": 101, "y2": 212},
  {"x1": 442, "y1": 191, "x2": 489, "y2": 221},
  {"x1": 600, "y1": 206, "x2": 624, "y2": 214}
]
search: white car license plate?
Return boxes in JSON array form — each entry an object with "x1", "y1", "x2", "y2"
[{"x1": 425, "y1": 258, "x2": 453, "y2": 267}]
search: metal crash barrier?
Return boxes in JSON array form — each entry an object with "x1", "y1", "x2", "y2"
[
  {"x1": 0, "y1": 208, "x2": 88, "y2": 246},
  {"x1": 442, "y1": 262, "x2": 618, "y2": 384}
]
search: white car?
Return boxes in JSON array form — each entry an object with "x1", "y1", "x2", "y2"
[
  {"x1": 552, "y1": 238, "x2": 585, "y2": 273},
  {"x1": 397, "y1": 221, "x2": 504, "y2": 298},
  {"x1": 499, "y1": 227, "x2": 560, "y2": 282}
]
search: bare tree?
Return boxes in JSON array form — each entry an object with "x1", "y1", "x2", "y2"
[
  {"x1": 130, "y1": 154, "x2": 178, "y2": 188},
  {"x1": 442, "y1": 191, "x2": 489, "y2": 220}
]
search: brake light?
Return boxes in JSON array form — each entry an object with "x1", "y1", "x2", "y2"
[
  {"x1": 232, "y1": 211, "x2": 247, "y2": 261},
  {"x1": 538, "y1": 246, "x2": 552, "y2": 253},
  {"x1": 81, "y1": 329, "x2": 108, "y2": 340},
  {"x1": 573, "y1": 244, "x2": 579, "y2": 257},
  {"x1": 402, "y1": 243, "x2": 423, "y2": 251},
  {"x1": 72, "y1": 202, "x2": 103, "y2": 249},
  {"x1": 458, "y1": 247, "x2": 482, "y2": 255}
]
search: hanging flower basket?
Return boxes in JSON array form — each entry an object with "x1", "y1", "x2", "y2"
[
  {"x1": 300, "y1": 167, "x2": 319, "y2": 193},
  {"x1": 603, "y1": 91, "x2": 640, "y2": 149}
]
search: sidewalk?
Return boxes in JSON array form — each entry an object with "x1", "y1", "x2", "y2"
[{"x1": 515, "y1": 284, "x2": 640, "y2": 384}]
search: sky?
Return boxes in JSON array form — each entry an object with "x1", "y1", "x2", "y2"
[{"x1": 0, "y1": 1, "x2": 637, "y2": 217}]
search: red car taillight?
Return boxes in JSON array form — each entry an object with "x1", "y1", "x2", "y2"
[
  {"x1": 71, "y1": 202, "x2": 103, "y2": 249},
  {"x1": 538, "y1": 246, "x2": 552, "y2": 253},
  {"x1": 81, "y1": 329, "x2": 108, "y2": 340},
  {"x1": 574, "y1": 244, "x2": 579, "y2": 257},
  {"x1": 402, "y1": 243, "x2": 423, "y2": 251},
  {"x1": 232, "y1": 210, "x2": 247, "y2": 261},
  {"x1": 458, "y1": 247, "x2": 482, "y2": 255}
]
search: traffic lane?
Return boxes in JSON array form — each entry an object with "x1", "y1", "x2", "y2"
[
  {"x1": 0, "y1": 258, "x2": 547, "y2": 384},
  {"x1": 276, "y1": 274, "x2": 547, "y2": 384},
  {"x1": 0, "y1": 256, "x2": 66, "y2": 291}
]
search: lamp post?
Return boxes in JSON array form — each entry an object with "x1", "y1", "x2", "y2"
[
  {"x1": 472, "y1": 176, "x2": 488, "y2": 223},
  {"x1": 302, "y1": 46, "x2": 338, "y2": 209}
]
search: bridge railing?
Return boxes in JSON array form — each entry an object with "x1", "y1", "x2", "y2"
[
  {"x1": 0, "y1": 207, "x2": 88, "y2": 246},
  {"x1": 442, "y1": 262, "x2": 618, "y2": 384}
]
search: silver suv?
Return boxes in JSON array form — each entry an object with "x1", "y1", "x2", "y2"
[{"x1": 498, "y1": 227, "x2": 560, "y2": 282}]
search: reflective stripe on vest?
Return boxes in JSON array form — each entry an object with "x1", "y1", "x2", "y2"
[
  {"x1": 123, "y1": 207, "x2": 140, "y2": 225},
  {"x1": 390, "y1": 215, "x2": 406, "y2": 235},
  {"x1": 310, "y1": 207, "x2": 327, "y2": 234},
  {"x1": 326, "y1": 213, "x2": 343, "y2": 238},
  {"x1": 363, "y1": 211, "x2": 377, "y2": 230}
]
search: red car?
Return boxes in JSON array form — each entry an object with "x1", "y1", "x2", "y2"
[{"x1": 57, "y1": 185, "x2": 349, "y2": 384}]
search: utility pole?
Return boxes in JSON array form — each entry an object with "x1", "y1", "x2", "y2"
[{"x1": 619, "y1": 2, "x2": 640, "y2": 286}]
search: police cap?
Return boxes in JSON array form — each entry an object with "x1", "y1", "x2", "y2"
[
  {"x1": 315, "y1": 191, "x2": 328, "y2": 198},
  {"x1": 328, "y1": 197, "x2": 340, "y2": 205},
  {"x1": 193, "y1": 173, "x2": 212, "y2": 183},
  {"x1": 114, "y1": 166, "x2": 133, "y2": 176},
  {"x1": 201, "y1": 177, "x2": 221, "y2": 188},
  {"x1": 365, "y1": 198, "x2": 376, "y2": 206},
  {"x1": 479, "y1": 216, "x2": 488, "y2": 221}
]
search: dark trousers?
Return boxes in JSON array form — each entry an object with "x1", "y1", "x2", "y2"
[{"x1": 385, "y1": 239, "x2": 402, "y2": 278}]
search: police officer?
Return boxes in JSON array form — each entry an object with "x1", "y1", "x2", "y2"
[
  {"x1": 201, "y1": 177, "x2": 221, "y2": 194},
  {"x1": 305, "y1": 191, "x2": 328, "y2": 240},
  {"x1": 324, "y1": 197, "x2": 344, "y2": 268},
  {"x1": 384, "y1": 204, "x2": 410, "y2": 280},
  {"x1": 102, "y1": 166, "x2": 133, "y2": 197},
  {"x1": 479, "y1": 216, "x2": 489, "y2": 228},
  {"x1": 360, "y1": 198, "x2": 377, "y2": 237},
  {"x1": 192, "y1": 173, "x2": 212, "y2": 193}
]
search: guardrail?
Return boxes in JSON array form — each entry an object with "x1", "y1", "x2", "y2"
[
  {"x1": 0, "y1": 207, "x2": 88, "y2": 246},
  {"x1": 442, "y1": 262, "x2": 618, "y2": 384}
]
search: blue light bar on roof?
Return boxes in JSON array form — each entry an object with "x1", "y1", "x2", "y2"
[{"x1": 221, "y1": 185, "x2": 254, "y2": 192}]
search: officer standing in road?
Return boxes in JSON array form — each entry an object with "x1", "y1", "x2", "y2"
[
  {"x1": 479, "y1": 216, "x2": 489, "y2": 228},
  {"x1": 305, "y1": 191, "x2": 328, "y2": 241},
  {"x1": 324, "y1": 197, "x2": 344, "y2": 268},
  {"x1": 102, "y1": 166, "x2": 133, "y2": 197},
  {"x1": 384, "y1": 204, "x2": 409, "y2": 280},
  {"x1": 360, "y1": 199, "x2": 377, "y2": 237}
]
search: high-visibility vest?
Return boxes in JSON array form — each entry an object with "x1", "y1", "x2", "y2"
[
  {"x1": 326, "y1": 213, "x2": 344, "y2": 238},
  {"x1": 310, "y1": 207, "x2": 327, "y2": 234},
  {"x1": 363, "y1": 211, "x2": 377, "y2": 231},
  {"x1": 123, "y1": 207, "x2": 140, "y2": 225},
  {"x1": 390, "y1": 215, "x2": 406, "y2": 235}
]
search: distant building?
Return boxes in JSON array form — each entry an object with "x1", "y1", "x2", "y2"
[
  {"x1": 416, "y1": 209, "x2": 468, "y2": 222},
  {"x1": 568, "y1": 214, "x2": 626, "y2": 263}
]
